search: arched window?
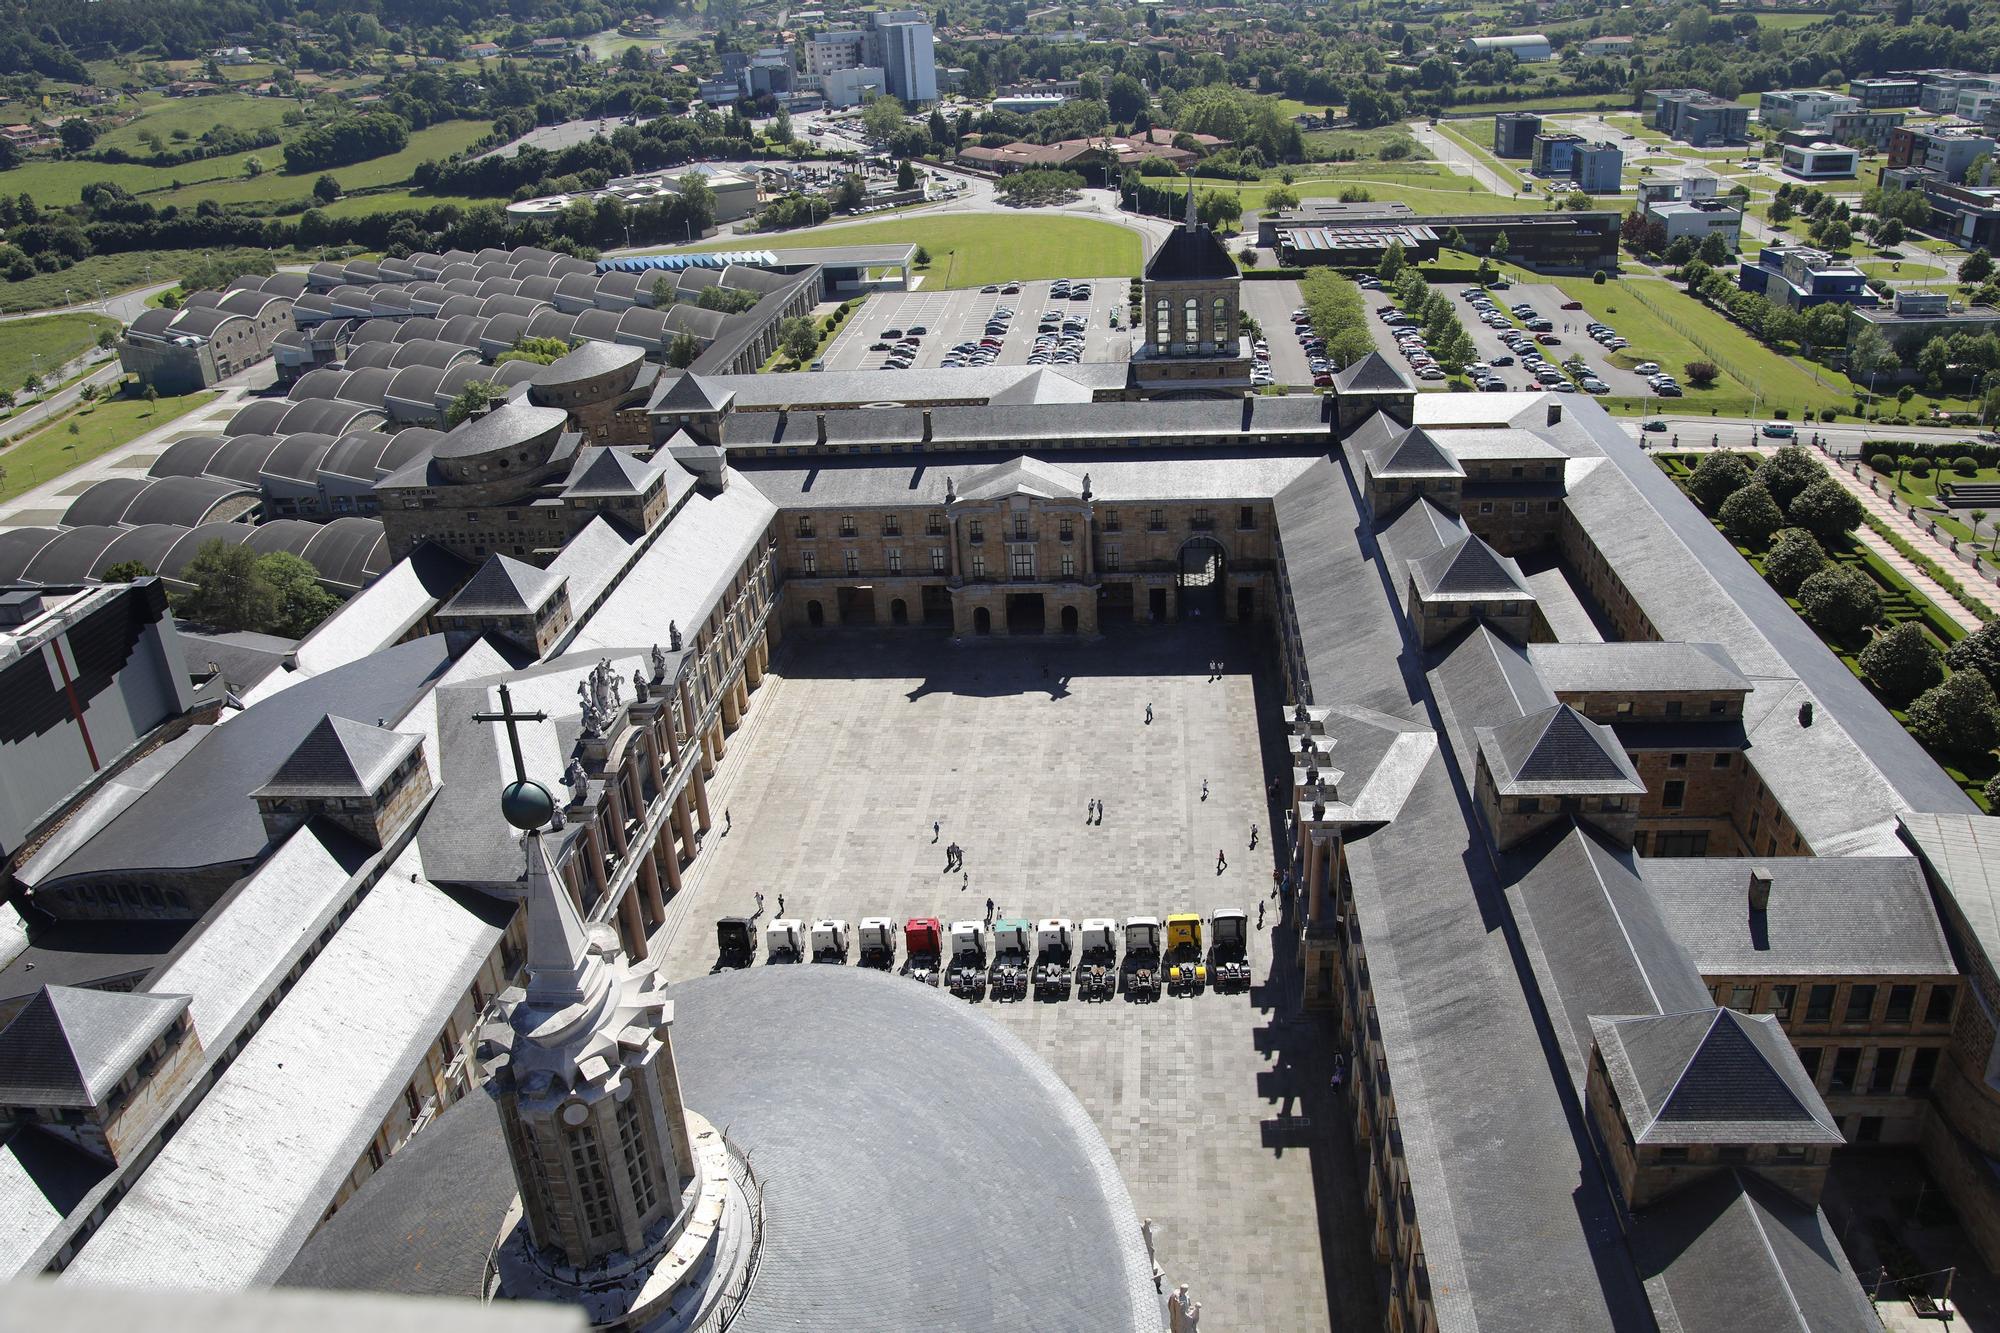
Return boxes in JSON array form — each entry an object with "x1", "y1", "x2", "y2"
[
  {"x1": 1213, "y1": 296, "x2": 1230, "y2": 345},
  {"x1": 1154, "y1": 298, "x2": 1171, "y2": 348},
  {"x1": 1184, "y1": 297, "x2": 1199, "y2": 347}
]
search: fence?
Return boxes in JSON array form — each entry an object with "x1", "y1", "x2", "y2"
[{"x1": 1621, "y1": 280, "x2": 1842, "y2": 399}]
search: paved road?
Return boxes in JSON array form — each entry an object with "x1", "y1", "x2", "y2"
[
  {"x1": 821, "y1": 278, "x2": 1131, "y2": 373},
  {"x1": 0, "y1": 282, "x2": 173, "y2": 326},
  {"x1": 1410, "y1": 122, "x2": 1524, "y2": 200}
]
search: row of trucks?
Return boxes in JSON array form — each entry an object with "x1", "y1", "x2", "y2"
[{"x1": 716, "y1": 910, "x2": 1254, "y2": 999}]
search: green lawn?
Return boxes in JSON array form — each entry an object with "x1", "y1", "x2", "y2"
[
  {"x1": 317, "y1": 189, "x2": 489, "y2": 218},
  {"x1": 1443, "y1": 92, "x2": 1634, "y2": 115},
  {"x1": 1435, "y1": 119, "x2": 1526, "y2": 190},
  {"x1": 0, "y1": 247, "x2": 304, "y2": 313},
  {"x1": 0, "y1": 314, "x2": 118, "y2": 388},
  {"x1": 1206, "y1": 165, "x2": 1532, "y2": 214},
  {"x1": 0, "y1": 390, "x2": 215, "y2": 501},
  {"x1": 1301, "y1": 124, "x2": 1428, "y2": 163},
  {"x1": 90, "y1": 92, "x2": 293, "y2": 155},
  {"x1": 681, "y1": 214, "x2": 1144, "y2": 288}
]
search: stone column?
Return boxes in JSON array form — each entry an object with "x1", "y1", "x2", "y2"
[
  {"x1": 709, "y1": 717, "x2": 727, "y2": 762},
  {"x1": 698, "y1": 726, "x2": 717, "y2": 778},
  {"x1": 690, "y1": 760, "x2": 713, "y2": 833},
  {"x1": 659, "y1": 825, "x2": 682, "y2": 895},
  {"x1": 745, "y1": 637, "x2": 764, "y2": 687},
  {"x1": 1308, "y1": 833, "x2": 1332, "y2": 928},
  {"x1": 623, "y1": 758, "x2": 647, "y2": 825},
  {"x1": 734, "y1": 676, "x2": 750, "y2": 716},
  {"x1": 618, "y1": 885, "x2": 647, "y2": 959},
  {"x1": 1081, "y1": 509, "x2": 1095, "y2": 579},
  {"x1": 673, "y1": 790, "x2": 697, "y2": 859},
  {"x1": 721, "y1": 681, "x2": 741, "y2": 732},
  {"x1": 583, "y1": 823, "x2": 611, "y2": 899},
  {"x1": 603, "y1": 791, "x2": 630, "y2": 856},
  {"x1": 638, "y1": 854, "x2": 665, "y2": 929}
]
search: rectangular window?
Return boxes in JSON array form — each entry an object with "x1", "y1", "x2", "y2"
[
  {"x1": 1886, "y1": 985, "x2": 1916, "y2": 1025},
  {"x1": 1869, "y1": 1048, "x2": 1901, "y2": 1094},
  {"x1": 1656, "y1": 1146, "x2": 1689, "y2": 1164},
  {"x1": 1103, "y1": 508, "x2": 1120, "y2": 532},
  {"x1": 1149, "y1": 508, "x2": 1165, "y2": 530},
  {"x1": 1061, "y1": 554, "x2": 1075, "y2": 577},
  {"x1": 1662, "y1": 780, "x2": 1686, "y2": 809},
  {"x1": 1518, "y1": 797, "x2": 1541, "y2": 814},
  {"x1": 1011, "y1": 551, "x2": 1034, "y2": 579},
  {"x1": 1665, "y1": 701, "x2": 1683, "y2": 718},
  {"x1": 1193, "y1": 507, "x2": 1213, "y2": 530},
  {"x1": 1846, "y1": 985, "x2": 1878, "y2": 1024},
  {"x1": 1776, "y1": 1144, "x2": 1811, "y2": 1163},
  {"x1": 1829, "y1": 1047, "x2": 1861, "y2": 1093},
  {"x1": 840, "y1": 514, "x2": 856, "y2": 537},
  {"x1": 1713, "y1": 753, "x2": 1732, "y2": 769},
  {"x1": 887, "y1": 548, "x2": 902, "y2": 573},
  {"x1": 1059, "y1": 517, "x2": 1074, "y2": 541},
  {"x1": 844, "y1": 550, "x2": 859, "y2": 575},
  {"x1": 1013, "y1": 514, "x2": 1029, "y2": 539},
  {"x1": 927, "y1": 512, "x2": 945, "y2": 536},
  {"x1": 882, "y1": 517, "x2": 901, "y2": 536},
  {"x1": 1717, "y1": 1145, "x2": 1750, "y2": 1163},
  {"x1": 1766, "y1": 985, "x2": 1796, "y2": 1020},
  {"x1": 1798, "y1": 1046, "x2": 1824, "y2": 1080},
  {"x1": 802, "y1": 551, "x2": 816, "y2": 574},
  {"x1": 1806, "y1": 985, "x2": 1836, "y2": 1023},
  {"x1": 1729, "y1": 986, "x2": 1755, "y2": 1011},
  {"x1": 797, "y1": 516, "x2": 815, "y2": 537},
  {"x1": 1908, "y1": 1047, "x2": 1940, "y2": 1093},
  {"x1": 971, "y1": 554, "x2": 986, "y2": 578},
  {"x1": 1669, "y1": 753, "x2": 1687, "y2": 769},
  {"x1": 931, "y1": 548, "x2": 947, "y2": 572},
  {"x1": 1105, "y1": 546, "x2": 1121, "y2": 572},
  {"x1": 969, "y1": 520, "x2": 984, "y2": 543},
  {"x1": 1926, "y1": 986, "x2": 1956, "y2": 1025},
  {"x1": 616, "y1": 1096, "x2": 659, "y2": 1216},
  {"x1": 1239, "y1": 506, "x2": 1254, "y2": 529}
]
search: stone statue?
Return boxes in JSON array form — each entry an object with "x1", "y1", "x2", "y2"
[
  {"x1": 564, "y1": 759, "x2": 588, "y2": 803},
  {"x1": 606, "y1": 668, "x2": 622, "y2": 707},
  {"x1": 1294, "y1": 702, "x2": 1310, "y2": 732},
  {"x1": 651, "y1": 642, "x2": 667, "y2": 680},
  {"x1": 577, "y1": 686, "x2": 606, "y2": 739},
  {"x1": 669, "y1": 620, "x2": 683, "y2": 652},
  {"x1": 1082, "y1": 471, "x2": 1092, "y2": 500},
  {"x1": 548, "y1": 806, "x2": 566, "y2": 830},
  {"x1": 632, "y1": 669, "x2": 649, "y2": 703},
  {"x1": 945, "y1": 475, "x2": 956, "y2": 503},
  {"x1": 1305, "y1": 763, "x2": 1319, "y2": 791}
]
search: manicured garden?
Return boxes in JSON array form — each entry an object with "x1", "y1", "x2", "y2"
[{"x1": 1658, "y1": 447, "x2": 2000, "y2": 807}]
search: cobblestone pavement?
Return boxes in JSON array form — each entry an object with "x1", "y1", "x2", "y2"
[{"x1": 653, "y1": 625, "x2": 1381, "y2": 1332}]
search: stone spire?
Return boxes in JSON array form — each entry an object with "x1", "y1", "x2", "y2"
[
  {"x1": 1183, "y1": 176, "x2": 1197, "y2": 230},
  {"x1": 520, "y1": 827, "x2": 607, "y2": 1012}
]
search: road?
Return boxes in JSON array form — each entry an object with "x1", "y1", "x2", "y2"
[{"x1": 1410, "y1": 122, "x2": 1525, "y2": 200}]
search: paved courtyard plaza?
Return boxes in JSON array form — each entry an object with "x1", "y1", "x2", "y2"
[{"x1": 653, "y1": 625, "x2": 1380, "y2": 1331}]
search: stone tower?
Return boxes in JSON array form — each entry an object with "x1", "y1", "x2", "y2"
[{"x1": 484, "y1": 825, "x2": 695, "y2": 1269}]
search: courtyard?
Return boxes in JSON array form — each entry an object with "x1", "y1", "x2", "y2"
[{"x1": 652, "y1": 623, "x2": 1379, "y2": 1331}]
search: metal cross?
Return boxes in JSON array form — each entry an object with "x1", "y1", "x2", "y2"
[{"x1": 472, "y1": 682, "x2": 548, "y2": 786}]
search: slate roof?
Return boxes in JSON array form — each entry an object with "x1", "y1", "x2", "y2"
[
  {"x1": 1479, "y1": 703, "x2": 1646, "y2": 796},
  {"x1": 283, "y1": 966, "x2": 1163, "y2": 1333},
  {"x1": 1900, "y1": 812, "x2": 2000, "y2": 974},
  {"x1": 559, "y1": 446, "x2": 663, "y2": 498},
  {"x1": 650, "y1": 371, "x2": 731, "y2": 413},
  {"x1": 529, "y1": 340, "x2": 643, "y2": 393},
  {"x1": 0, "y1": 986, "x2": 191, "y2": 1108},
  {"x1": 1144, "y1": 218, "x2": 1237, "y2": 281},
  {"x1": 250, "y1": 715, "x2": 420, "y2": 799},
  {"x1": 957, "y1": 456, "x2": 1086, "y2": 501},
  {"x1": 432, "y1": 400, "x2": 568, "y2": 462},
  {"x1": 1409, "y1": 533, "x2": 1534, "y2": 601},
  {"x1": 1590, "y1": 1008, "x2": 1842, "y2": 1145},
  {"x1": 1363, "y1": 425, "x2": 1466, "y2": 480},
  {"x1": 1528, "y1": 641, "x2": 1751, "y2": 697},
  {"x1": 442, "y1": 554, "x2": 566, "y2": 619},
  {"x1": 1645, "y1": 856, "x2": 1954, "y2": 977},
  {"x1": 1631, "y1": 1170, "x2": 1881, "y2": 1333},
  {"x1": 1331, "y1": 351, "x2": 1415, "y2": 394},
  {"x1": 0, "y1": 1127, "x2": 109, "y2": 1276}
]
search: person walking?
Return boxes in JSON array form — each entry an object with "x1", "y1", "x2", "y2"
[
  {"x1": 1257, "y1": 901, "x2": 1266, "y2": 929},
  {"x1": 777, "y1": 893, "x2": 785, "y2": 916},
  {"x1": 985, "y1": 897, "x2": 995, "y2": 924},
  {"x1": 724, "y1": 807, "x2": 732, "y2": 834},
  {"x1": 1145, "y1": 702, "x2": 1154, "y2": 725},
  {"x1": 1250, "y1": 822, "x2": 1259, "y2": 850},
  {"x1": 933, "y1": 820, "x2": 940, "y2": 843},
  {"x1": 1216, "y1": 848, "x2": 1227, "y2": 874},
  {"x1": 755, "y1": 891, "x2": 766, "y2": 916},
  {"x1": 1201, "y1": 779, "x2": 1208, "y2": 802}
]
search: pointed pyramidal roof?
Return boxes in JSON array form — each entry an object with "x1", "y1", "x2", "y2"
[
  {"x1": 1331, "y1": 351, "x2": 1416, "y2": 395},
  {"x1": 561, "y1": 446, "x2": 663, "y2": 499},
  {"x1": 1479, "y1": 702, "x2": 1645, "y2": 796},
  {"x1": 1365, "y1": 425, "x2": 1465, "y2": 480},
  {"x1": 251, "y1": 713, "x2": 421, "y2": 799},
  {"x1": 441, "y1": 552, "x2": 566, "y2": 618},
  {"x1": 652, "y1": 371, "x2": 732, "y2": 414},
  {"x1": 1410, "y1": 533, "x2": 1532, "y2": 601},
  {"x1": 1590, "y1": 1009, "x2": 1842, "y2": 1145},
  {"x1": 520, "y1": 826, "x2": 610, "y2": 1015},
  {"x1": 0, "y1": 985, "x2": 191, "y2": 1108}
]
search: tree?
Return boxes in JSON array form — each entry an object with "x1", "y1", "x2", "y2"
[
  {"x1": 1196, "y1": 190, "x2": 1242, "y2": 231},
  {"x1": 176, "y1": 539, "x2": 278, "y2": 631},
  {"x1": 1376, "y1": 239, "x2": 1407, "y2": 283},
  {"x1": 833, "y1": 173, "x2": 867, "y2": 211},
  {"x1": 1850, "y1": 324, "x2": 1900, "y2": 383},
  {"x1": 1948, "y1": 619, "x2": 2000, "y2": 687},
  {"x1": 1684, "y1": 360, "x2": 1720, "y2": 388},
  {"x1": 445, "y1": 379, "x2": 504, "y2": 427},
  {"x1": 242, "y1": 155, "x2": 265, "y2": 178},
  {"x1": 142, "y1": 385, "x2": 158, "y2": 411},
  {"x1": 1490, "y1": 230, "x2": 1509, "y2": 260},
  {"x1": 259, "y1": 552, "x2": 340, "y2": 637},
  {"x1": 1264, "y1": 184, "x2": 1301, "y2": 213},
  {"x1": 862, "y1": 94, "x2": 905, "y2": 142},
  {"x1": 1759, "y1": 444, "x2": 1826, "y2": 510},
  {"x1": 313, "y1": 174, "x2": 342, "y2": 204},
  {"x1": 1909, "y1": 669, "x2": 2000, "y2": 754},
  {"x1": 778, "y1": 315, "x2": 819, "y2": 363},
  {"x1": 1787, "y1": 476, "x2": 1864, "y2": 541},
  {"x1": 666, "y1": 332, "x2": 700, "y2": 369},
  {"x1": 1795, "y1": 564, "x2": 1882, "y2": 637},
  {"x1": 1860, "y1": 621, "x2": 1946, "y2": 705},
  {"x1": 1688, "y1": 450, "x2": 1752, "y2": 510},
  {"x1": 1768, "y1": 196, "x2": 1795, "y2": 224},
  {"x1": 1718, "y1": 483, "x2": 1785, "y2": 549},
  {"x1": 897, "y1": 159, "x2": 917, "y2": 190},
  {"x1": 1697, "y1": 231, "x2": 1731, "y2": 266},
  {"x1": 1973, "y1": 509, "x2": 1992, "y2": 552},
  {"x1": 99, "y1": 560, "x2": 153, "y2": 582},
  {"x1": 58, "y1": 118, "x2": 98, "y2": 155},
  {"x1": 1877, "y1": 218, "x2": 1905, "y2": 247},
  {"x1": 495, "y1": 335, "x2": 574, "y2": 366},
  {"x1": 1802, "y1": 302, "x2": 1850, "y2": 351},
  {"x1": 1764, "y1": 527, "x2": 1828, "y2": 595},
  {"x1": 1965, "y1": 248, "x2": 1996, "y2": 285}
]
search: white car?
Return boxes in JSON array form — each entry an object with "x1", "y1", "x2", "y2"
[{"x1": 1634, "y1": 361, "x2": 1661, "y2": 374}]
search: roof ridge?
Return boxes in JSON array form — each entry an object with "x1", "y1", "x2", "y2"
[{"x1": 1732, "y1": 1171, "x2": 1816, "y2": 1333}]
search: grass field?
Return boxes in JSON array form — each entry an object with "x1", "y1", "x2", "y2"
[
  {"x1": 1435, "y1": 119, "x2": 1527, "y2": 190},
  {"x1": 0, "y1": 390, "x2": 214, "y2": 502},
  {"x1": 1301, "y1": 124, "x2": 1428, "y2": 163},
  {"x1": 0, "y1": 247, "x2": 305, "y2": 313},
  {"x1": 0, "y1": 314, "x2": 118, "y2": 388},
  {"x1": 683, "y1": 214, "x2": 1144, "y2": 287},
  {"x1": 1442, "y1": 92, "x2": 1634, "y2": 115},
  {"x1": 1204, "y1": 164, "x2": 1533, "y2": 214},
  {"x1": 317, "y1": 189, "x2": 489, "y2": 218}
]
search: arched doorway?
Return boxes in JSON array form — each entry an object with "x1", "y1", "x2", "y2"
[
  {"x1": 806, "y1": 600, "x2": 824, "y2": 627},
  {"x1": 1177, "y1": 536, "x2": 1227, "y2": 621},
  {"x1": 891, "y1": 598, "x2": 908, "y2": 625},
  {"x1": 1061, "y1": 604, "x2": 1079, "y2": 634},
  {"x1": 973, "y1": 606, "x2": 991, "y2": 635}
]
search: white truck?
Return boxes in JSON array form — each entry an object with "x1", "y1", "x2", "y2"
[
  {"x1": 1033, "y1": 918, "x2": 1075, "y2": 999},
  {"x1": 1209, "y1": 909, "x2": 1252, "y2": 991},
  {"x1": 1076, "y1": 918, "x2": 1119, "y2": 1001},
  {"x1": 946, "y1": 919, "x2": 989, "y2": 999},
  {"x1": 989, "y1": 919, "x2": 1031, "y2": 1002},
  {"x1": 765, "y1": 918, "x2": 805, "y2": 964},
  {"x1": 1123, "y1": 916, "x2": 1163, "y2": 1001},
  {"x1": 858, "y1": 917, "x2": 899, "y2": 970},
  {"x1": 810, "y1": 919, "x2": 850, "y2": 964}
]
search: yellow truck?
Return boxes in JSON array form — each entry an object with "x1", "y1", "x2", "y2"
[{"x1": 1166, "y1": 913, "x2": 1207, "y2": 995}]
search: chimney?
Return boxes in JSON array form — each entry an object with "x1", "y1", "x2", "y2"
[
  {"x1": 1547, "y1": 402, "x2": 1563, "y2": 427},
  {"x1": 922, "y1": 408, "x2": 933, "y2": 443},
  {"x1": 815, "y1": 412, "x2": 827, "y2": 446},
  {"x1": 1748, "y1": 868, "x2": 1773, "y2": 913}
]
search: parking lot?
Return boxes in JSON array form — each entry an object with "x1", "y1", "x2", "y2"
[
  {"x1": 652, "y1": 627, "x2": 1378, "y2": 1332},
  {"x1": 820, "y1": 279, "x2": 1134, "y2": 374},
  {"x1": 1240, "y1": 280, "x2": 1313, "y2": 388},
  {"x1": 1439, "y1": 281, "x2": 1658, "y2": 398}
]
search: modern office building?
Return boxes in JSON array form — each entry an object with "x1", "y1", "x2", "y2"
[
  {"x1": 1885, "y1": 123, "x2": 1998, "y2": 182},
  {"x1": 1530, "y1": 133, "x2": 1623, "y2": 193},
  {"x1": 1850, "y1": 77, "x2": 1923, "y2": 108},
  {"x1": 1781, "y1": 141, "x2": 1860, "y2": 180},
  {"x1": 1758, "y1": 89, "x2": 1859, "y2": 133},
  {"x1": 1651, "y1": 88, "x2": 1751, "y2": 145},
  {"x1": 874, "y1": 12, "x2": 938, "y2": 103},
  {"x1": 1493, "y1": 111, "x2": 1541, "y2": 158},
  {"x1": 1737, "y1": 245, "x2": 1877, "y2": 310}
]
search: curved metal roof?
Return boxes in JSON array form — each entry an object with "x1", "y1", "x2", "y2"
[
  {"x1": 319, "y1": 431, "x2": 395, "y2": 482},
  {"x1": 344, "y1": 260, "x2": 383, "y2": 285},
  {"x1": 440, "y1": 265, "x2": 481, "y2": 285},
  {"x1": 388, "y1": 340, "x2": 473, "y2": 371},
  {"x1": 490, "y1": 360, "x2": 543, "y2": 388},
  {"x1": 594, "y1": 270, "x2": 645, "y2": 304},
  {"x1": 289, "y1": 369, "x2": 350, "y2": 401},
  {"x1": 206, "y1": 434, "x2": 288, "y2": 484},
  {"x1": 349, "y1": 319, "x2": 403, "y2": 347},
  {"x1": 379, "y1": 429, "x2": 444, "y2": 474},
  {"x1": 392, "y1": 316, "x2": 445, "y2": 343},
  {"x1": 61, "y1": 477, "x2": 153, "y2": 528},
  {"x1": 123, "y1": 475, "x2": 257, "y2": 528},
  {"x1": 302, "y1": 516, "x2": 389, "y2": 591},
  {"x1": 149, "y1": 434, "x2": 231, "y2": 479},
  {"x1": 434, "y1": 361, "x2": 491, "y2": 404},
  {"x1": 384, "y1": 365, "x2": 450, "y2": 414},
  {"x1": 90, "y1": 524, "x2": 186, "y2": 579},
  {"x1": 516, "y1": 275, "x2": 561, "y2": 304},
  {"x1": 337, "y1": 366, "x2": 398, "y2": 408},
  {"x1": 474, "y1": 277, "x2": 523, "y2": 299},
  {"x1": 277, "y1": 399, "x2": 383, "y2": 437},
  {"x1": 569, "y1": 308, "x2": 623, "y2": 343},
  {"x1": 0, "y1": 527, "x2": 65, "y2": 583},
  {"x1": 436, "y1": 296, "x2": 484, "y2": 320},
  {"x1": 532, "y1": 339, "x2": 643, "y2": 393},
  {"x1": 225, "y1": 399, "x2": 291, "y2": 437},
  {"x1": 436, "y1": 315, "x2": 489, "y2": 347},
  {"x1": 478, "y1": 294, "x2": 543, "y2": 320},
  {"x1": 260, "y1": 433, "x2": 338, "y2": 485},
  {"x1": 340, "y1": 341, "x2": 399, "y2": 371},
  {"x1": 524, "y1": 309, "x2": 577, "y2": 344},
  {"x1": 241, "y1": 518, "x2": 324, "y2": 562},
  {"x1": 22, "y1": 526, "x2": 129, "y2": 583},
  {"x1": 477, "y1": 313, "x2": 533, "y2": 357}
]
